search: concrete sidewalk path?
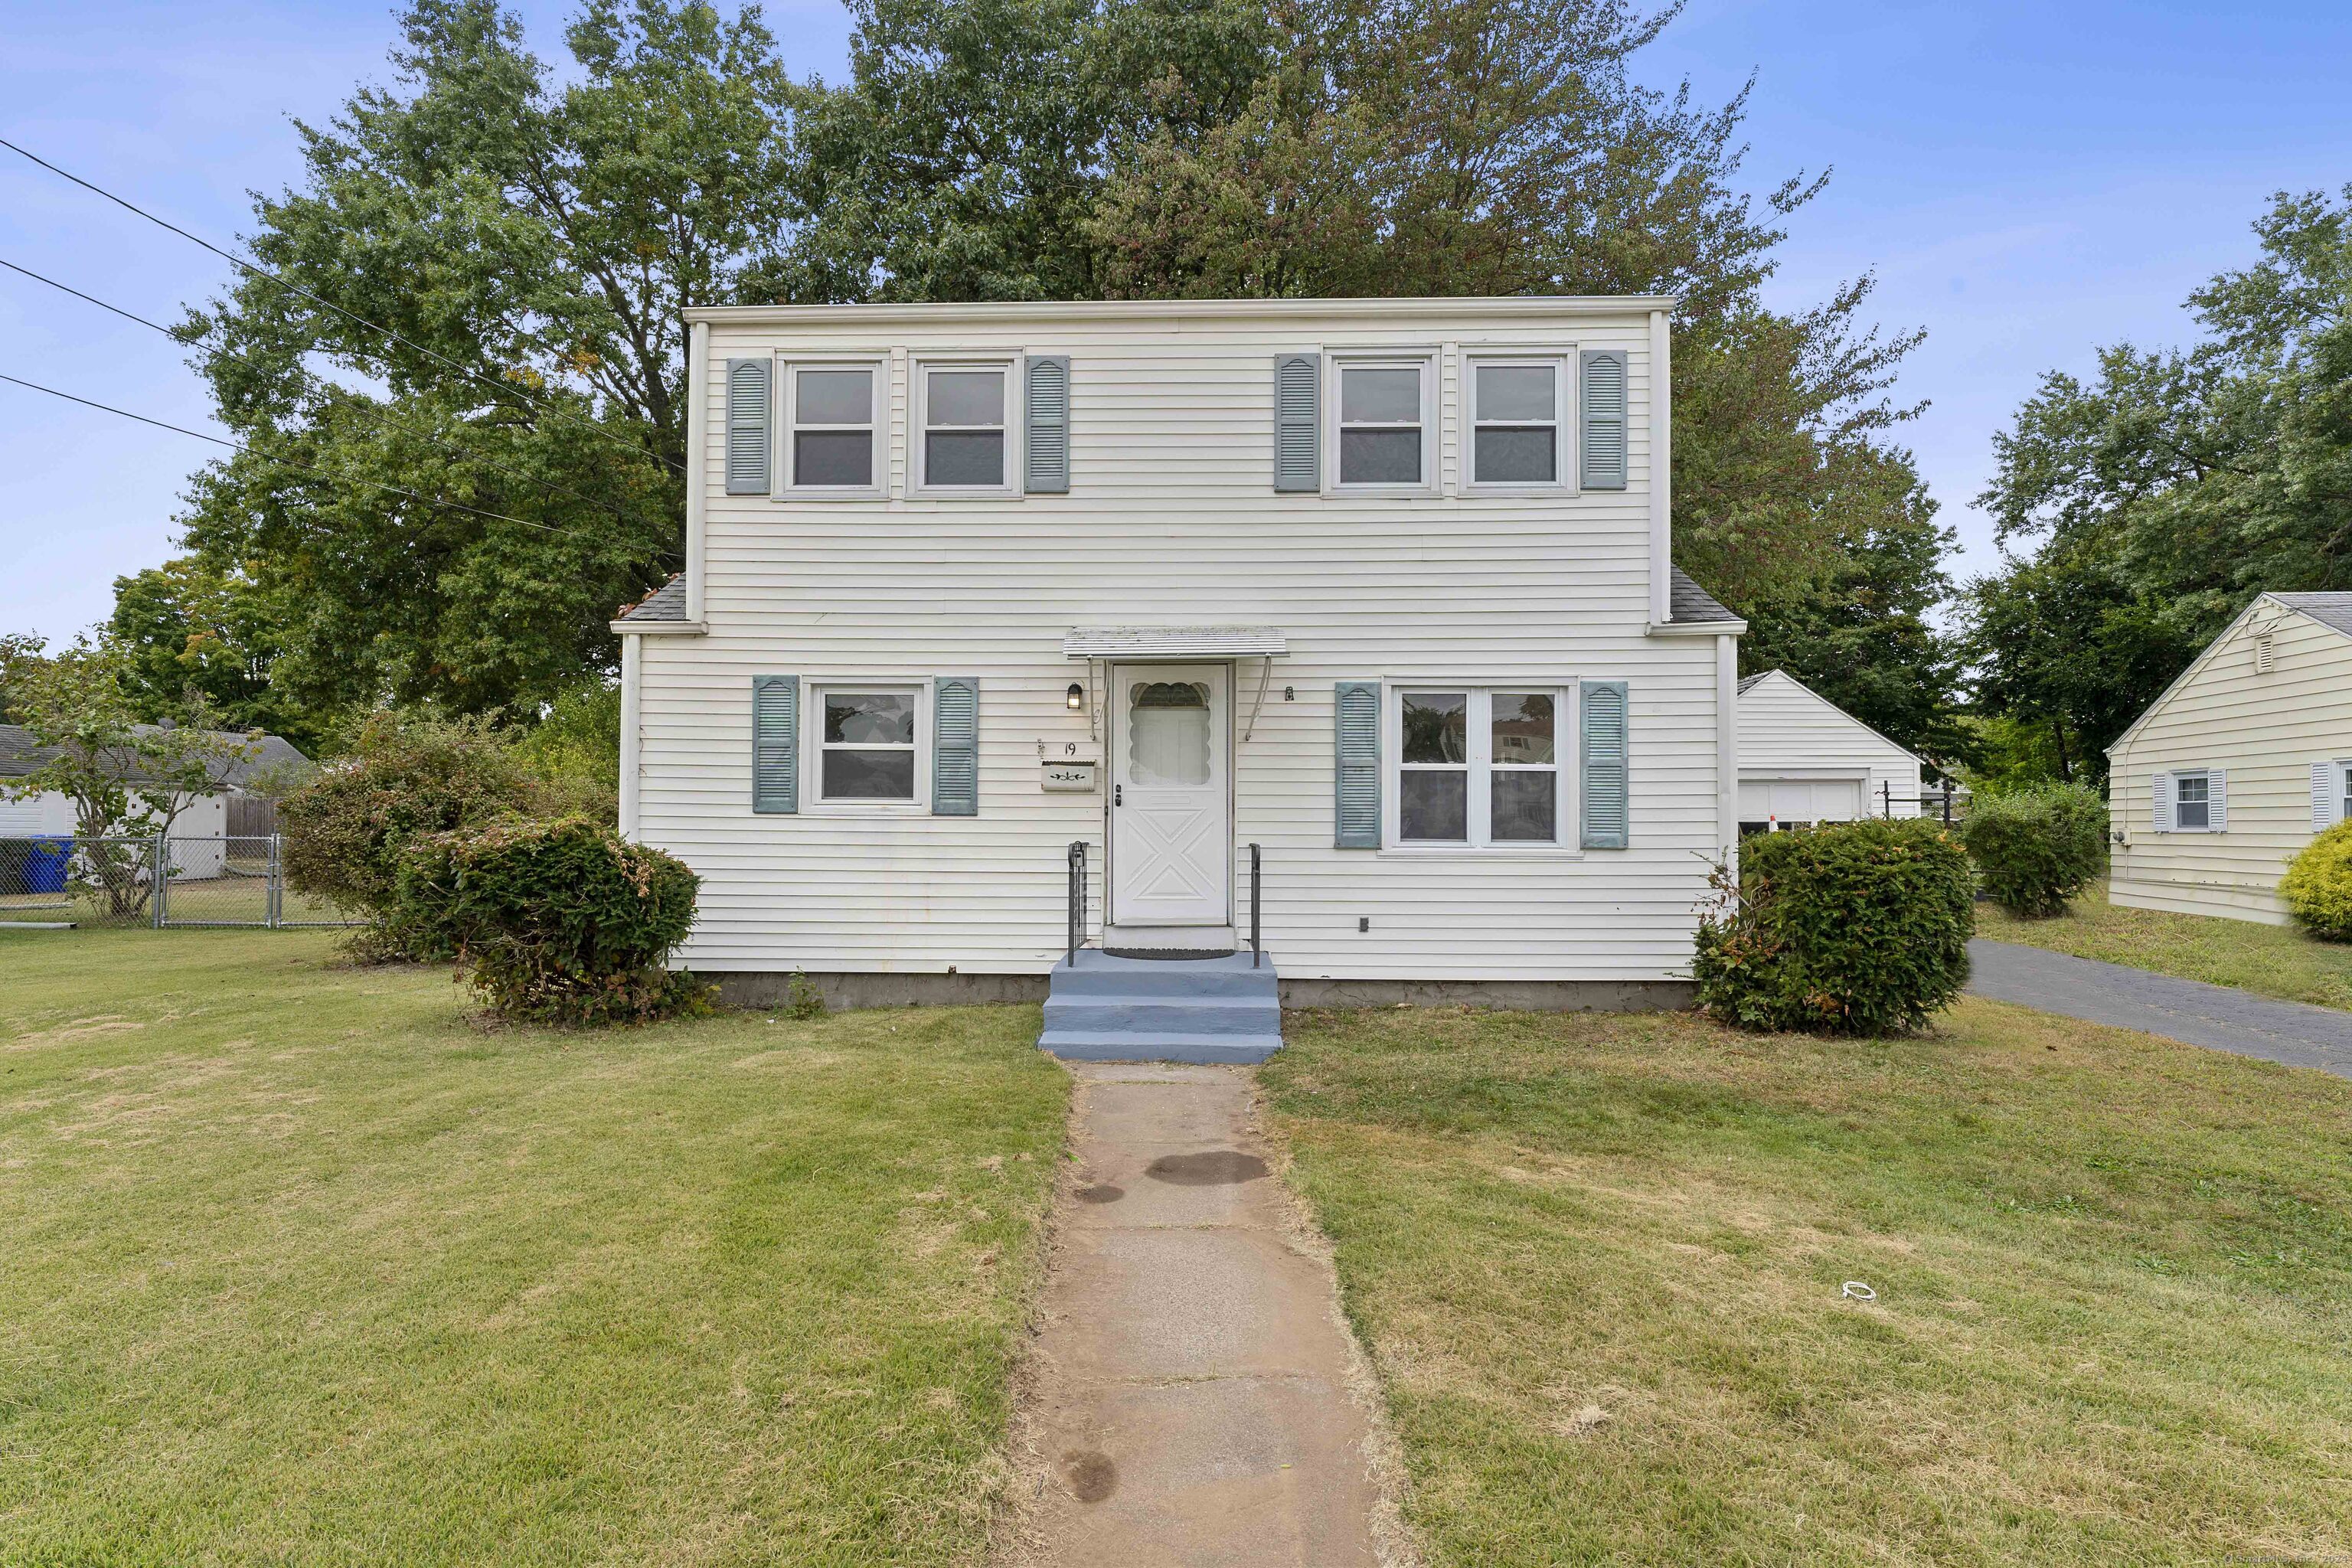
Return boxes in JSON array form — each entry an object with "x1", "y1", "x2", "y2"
[
  {"x1": 1968, "y1": 937, "x2": 2352, "y2": 1080},
  {"x1": 1000, "y1": 1062, "x2": 1396, "y2": 1568}
]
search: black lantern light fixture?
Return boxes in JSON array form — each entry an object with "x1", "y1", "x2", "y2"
[{"x1": 1066, "y1": 681, "x2": 1086, "y2": 711}]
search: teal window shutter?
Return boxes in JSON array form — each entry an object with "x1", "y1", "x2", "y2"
[
  {"x1": 1580, "y1": 680, "x2": 1628, "y2": 848},
  {"x1": 1579, "y1": 349, "x2": 1628, "y2": 491},
  {"x1": 1276, "y1": 353, "x2": 1321, "y2": 492},
  {"x1": 753, "y1": 675, "x2": 799, "y2": 813},
  {"x1": 932, "y1": 676, "x2": 980, "y2": 816},
  {"x1": 1334, "y1": 680, "x2": 1380, "y2": 847},
  {"x1": 1024, "y1": 356, "x2": 1070, "y2": 493},
  {"x1": 726, "y1": 358, "x2": 772, "y2": 495}
]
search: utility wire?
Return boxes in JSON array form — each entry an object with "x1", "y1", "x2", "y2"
[
  {"x1": 0, "y1": 371, "x2": 626, "y2": 549},
  {"x1": 0, "y1": 254, "x2": 655, "y2": 533},
  {"x1": 0, "y1": 134, "x2": 686, "y2": 475}
]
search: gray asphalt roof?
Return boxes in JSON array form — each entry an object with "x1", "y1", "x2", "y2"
[
  {"x1": 0, "y1": 723, "x2": 309, "y2": 787},
  {"x1": 1736, "y1": 671, "x2": 1772, "y2": 694},
  {"x1": 1668, "y1": 567, "x2": 1740, "y2": 625},
  {"x1": 618, "y1": 575, "x2": 688, "y2": 622},
  {"x1": 2273, "y1": 592, "x2": 2352, "y2": 639}
]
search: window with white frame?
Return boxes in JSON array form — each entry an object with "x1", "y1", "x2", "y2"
[
  {"x1": 916, "y1": 360, "x2": 1016, "y2": 492},
  {"x1": 2173, "y1": 769, "x2": 2210, "y2": 830},
  {"x1": 2340, "y1": 764, "x2": 2350, "y2": 825},
  {"x1": 786, "y1": 361, "x2": 881, "y2": 493},
  {"x1": 1394, "y1": 687, "x2": 1567, "y2": 846},
  {"x1": 1334, "y1": 358, "x2": 1433, "y2": 488},
  {"x1": 1467, "y1": 357, "x2": 1567, "y2": 487},
  {"x1": 814, "y1": 684, "x2": 923, "y2": 803}
]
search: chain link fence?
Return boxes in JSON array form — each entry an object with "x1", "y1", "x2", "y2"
[{"x1": 0, "y1": 835, "x2": 358, "y2": 929}]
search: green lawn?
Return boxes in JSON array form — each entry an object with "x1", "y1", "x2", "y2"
[
  {"x1": 0, "y1": 928, "x2": 1067, "y2": 1566},
  {"x1": 1263, "y1": 999, "x2": 2352, "y2": 1566},
  {"x1": 1978, "y1": 885, "x2": 2352, "y2": 1010}
]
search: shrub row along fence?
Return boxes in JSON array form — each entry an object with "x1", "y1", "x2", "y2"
[{"x1": 0, "y1": 836, "x2": 356, "y2": 929}]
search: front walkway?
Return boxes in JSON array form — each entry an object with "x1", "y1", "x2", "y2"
[
  {"x1": 1968, "y1": 938, "x2": 2352, "y2": 1080},
  {"x1": 1002, "y1": 1062, "x2": 1391, "y2": 1566}
]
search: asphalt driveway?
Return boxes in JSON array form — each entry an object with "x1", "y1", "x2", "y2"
[{"x1": 1968, "y1": 938, "x2": 2352, "y2": 1080}]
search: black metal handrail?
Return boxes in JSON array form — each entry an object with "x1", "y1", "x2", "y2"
[
  {"x1": 1249, "y1": 842, "x2": 1263, "y2": 968},
  {"x1": 1067, "y1": 840, "x2": 1087, "y2": 967}
]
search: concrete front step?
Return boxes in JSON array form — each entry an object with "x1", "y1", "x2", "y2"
[{"x1": 1040, "y1": 949, "x2": 1284, "y2": 1065}]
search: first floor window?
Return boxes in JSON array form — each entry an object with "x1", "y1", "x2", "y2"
[
  {"x1": 1396, "y1": 686, "x2": 1565, "y2": 846},
  {"x1": 2340, "y1": 765, "x2": 2351, "y2": 825},
  {"x1": 2174, "y1": 770, "x2": 2209, "y2": 830},
  {"x1": 819, "y1": 688, "x2": 919, "y2": 802}
]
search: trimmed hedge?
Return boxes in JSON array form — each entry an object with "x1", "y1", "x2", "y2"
[
  {"x1": 398, "y1": 818, "x2": 709, "y2": 1026},
  {"x1": 1694, "y1": 818, "x2": 1975, "y2": 1036},
  {"x1": 1959, "y1": 782, "x2": 2110, "y2": 917},
  {"x1": 2281, "y1": 821, "x2": 2352, "y2": 941}
]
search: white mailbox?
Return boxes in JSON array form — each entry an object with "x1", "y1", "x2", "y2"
[{"x1": 1040, "y1": 760, "x2": 1099, "y2": 792}]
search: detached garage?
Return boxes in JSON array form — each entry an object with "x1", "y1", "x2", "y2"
[{"x1": 1735, "y1": 671, "x2": 1922, "y2": 835}]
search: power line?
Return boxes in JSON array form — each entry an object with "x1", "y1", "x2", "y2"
[
  {"x1": 0, "y1": 134, "x2": 687, "y2": 475},
  {"x1": 0, "y1": 371, "x2": 639, "y2": 551},
  {"x1": 0, "y1": 254, "x2": 656, "y2": 531}
]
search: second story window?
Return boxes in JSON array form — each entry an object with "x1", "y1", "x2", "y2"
[
  {"x1": 1469, "y1": 359, "x2": 1565, "y2": 487},
  {"x1": 917, "y1": 361, "x2": 1017, "y2": 494},
  {"x1": 786, "y1": 363, "x2": 880, "y2": 493},
  {"x1": 1334, "y1": 359, "x2": 1431, "y2": 489}
]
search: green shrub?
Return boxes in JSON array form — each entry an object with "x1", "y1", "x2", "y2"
[
  {"x1": 511, "y1": 681, "x2": 621, "y2": 825},
  {"x1": 2281, "y1": 822, "x2": 2352, "y2": 941},
  {"x1": 398, "y1": 818, "x2": 708, "y2": 1026},
  {"x1": 279, "y1": 712, "x2": 536, "y2": 956},
  {"x1": 1959, "y1": 782, "x2": 2110, "y2": 917},
  {"x1": 1694, "y1": 818, "x2": 1975, "y2": 1036}
]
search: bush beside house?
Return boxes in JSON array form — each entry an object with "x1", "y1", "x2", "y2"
[
  {"x1": 397, "y1": 818, "x2": 708, "y2": 1025},
  {"x1": 2281, "y1": 822, "x2": 2352, "y2": 941},
  {"x1": 1695, "y1": 818, "x2": 1975, "y2": 1036},
  {"x1": 1960, "y1": 782, "x2": 2110, "y2": 917}
]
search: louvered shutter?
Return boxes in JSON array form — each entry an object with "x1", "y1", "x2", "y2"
[
  {"x1": 1334, "y1": 681, "x2": 1380, "y2": 848},
  {"x1": 1580, "y1": 681, "x2": 1629, "y2": 849},
  {"x1": 726, "y1": 358, "x2": 772, "y2": 495},
  {"x1": 1276, "y1": 354, "x2": 1321, "y2": 492},
  {"x1": 1024, "y1": 356, "x2": 1070, "y2": 493},
  {"x1": 752, "y1": 676, "x2": 799, "y2": 813},
  {"x1": 932, "y1": 676, "x2": 980, "y2": 816},
  {"x1": 2314, "y1": 762, "x2": 2337, "y2": 832},
  {"x1": 2151, "y1": 773, "x2": 2171, "y2": 832},
  {"x1": 1579, "y1": 349, "x2": 1628, "y2": 491},
  {"x1": 2208, "y1": 769, "x2": 2227, "y2": 831}
]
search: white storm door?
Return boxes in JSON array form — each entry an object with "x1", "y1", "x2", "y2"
[{"x1": 1110, "y1": 665, "x2": 1230, "y2": 924}]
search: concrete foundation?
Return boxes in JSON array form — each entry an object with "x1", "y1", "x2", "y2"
[
  {"x1": 1278, "y1": 976, "x2": 1697, "y2": 1011},
  {"x1": 710, "y1": 970, "x2": 1049, "y2": 1010}
]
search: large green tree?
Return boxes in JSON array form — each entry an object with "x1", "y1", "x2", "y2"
[
  {"x1": 171, "y1": 0, "x2": 800, "y2": 719},
  {"x1": 1968, "y1": 185, "x2": 2352, "y2": 783}
]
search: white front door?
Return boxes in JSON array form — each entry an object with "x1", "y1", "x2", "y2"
[{"x1": 1110, "y1": 665, "x2": 1230, "y2": 926}]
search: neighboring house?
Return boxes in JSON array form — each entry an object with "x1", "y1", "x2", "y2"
[
  {"x1": 0, "y1": 724, "x2": 310, "y2": 876},
  {"x1": 1734, "y1": 670, "x2": 1922, "y2": 834},
  {"x1": 2108, "y1": 592, "x2": 2352, "y2": 925},
  {"x1": 615, "y1": 295, "x2": 1748, "y2": 1027}
]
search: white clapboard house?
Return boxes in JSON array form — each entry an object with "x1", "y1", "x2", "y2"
[
  {"x1": 615, "y1": 297, "x2": 1747, "y2": 1059},
  {"x1": 2109, "y1": 592, "x2": 2352, "y2": 924}
]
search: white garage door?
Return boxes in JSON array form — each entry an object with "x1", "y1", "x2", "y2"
[{"x1": 1738, "y1": 777, "x2": 1864, "y2": 833}]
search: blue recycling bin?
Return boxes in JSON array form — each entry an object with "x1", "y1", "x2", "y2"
[{"x1": 24, "y1": 836, "x2": 70, "y2": 895}]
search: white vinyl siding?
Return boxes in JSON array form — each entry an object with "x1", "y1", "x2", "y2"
[
  {"x1": 641, "y1": 299, "x2": 1710, "y2": 981},
  {"x1": 2110, "y1": 601, "x2": 2352, "y2": 924}
]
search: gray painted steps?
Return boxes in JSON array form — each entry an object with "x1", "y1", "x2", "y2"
[{"x1": 1040, "y1": 949, "x2": 1284, "y2": 1065}]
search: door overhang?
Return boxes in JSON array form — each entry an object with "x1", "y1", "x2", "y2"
[{"x1": 1063, "y1": 626, "x2": 1286, "y2": 661}]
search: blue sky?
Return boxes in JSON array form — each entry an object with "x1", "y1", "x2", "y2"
[{"x1": 3, "y1": 0, "x2": 2348, "y2": 642}]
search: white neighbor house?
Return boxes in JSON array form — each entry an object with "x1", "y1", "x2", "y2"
[
  {"x1": 2109, "y1": 592, "x2": 2352, "y2": 924},
  {"x1": 615, "y1": 296, "x2": 1749, "y2": 1012},
  {"x1": 1735, "y1": 670, "x2": 1922, "y2": 834},
  {"x1": 0, "y1": 724, "x2": 312, "y2": 878}
]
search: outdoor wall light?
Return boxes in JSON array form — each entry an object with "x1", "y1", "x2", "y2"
[{"x1": 1066, "y1": 681, "x2": 1086, "y2": 711}]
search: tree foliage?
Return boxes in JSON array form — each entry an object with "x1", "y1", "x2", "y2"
[
  {"x1": 1959, "y1": 781, "x2": 2109, "y2": 918},
  {"x1": 1968, "y1": 186, "x2": 2352, "y2": 785}
]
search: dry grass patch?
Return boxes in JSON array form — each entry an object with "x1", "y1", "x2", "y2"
[
  {"x1": 0, "y1": 927, "x2": 1067, "y2": 1566},
  {"x1": 1981, "y1": 884, "x2": 2352, "y2": 1010},
  {"x1": 1263, "y1": 998, "x2": 2352, "y2": 1566}
]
